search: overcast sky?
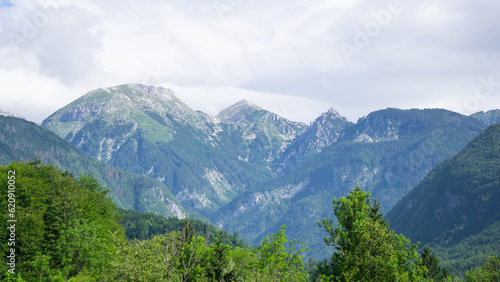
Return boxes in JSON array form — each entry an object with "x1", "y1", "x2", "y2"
[{"x1": 1, "y1": 0, "x2": 499, "y2": 124}]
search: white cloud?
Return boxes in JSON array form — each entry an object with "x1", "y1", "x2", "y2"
[
  {"x1": 0, "y1": 68, "x2": 87, "y2": 123},
  {"x1": 162, "y1": 82, "x2": 334, "y2": 124},
  {"x1": 0, "y1": 0, "x2": 499, "y2": 124}
]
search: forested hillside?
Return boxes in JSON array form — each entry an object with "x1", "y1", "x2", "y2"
[
  {"x1": 117, "y1": 208, "x2": 248, "y2": 248},
  {"x1": 0, "y1": 116, "x2": 187, "y2": 218},
  {"x1": 0, "y1": 161, "x2": 310, "y2": 281},
  {"x1": 213, "y1": 108, "x2": 487, "y2": 258},
  {"x1": 387, "y1": 123, "x2": 500, "y2": 274},
  {"x1": 33, "y1": 82, "x2": 500, "y2": 262},
  {"x1": 2, "y1": 161, "x2": 498, "y2": 280}
]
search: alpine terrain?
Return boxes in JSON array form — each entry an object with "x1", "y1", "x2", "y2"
[
  {"x1": 41, "y1": 84, "x2": 491, "y2": 258},
  {"x1": 387, "y1": 123, "x2": 500, "y2": 273}
]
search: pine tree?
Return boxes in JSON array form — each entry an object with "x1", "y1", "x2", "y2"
[
  {"x1": 419, "y1": 246, "x2": 449, "y2": 281},
  {"x1": 207, "y1": 234, "x2": 233, "y2": 281}
]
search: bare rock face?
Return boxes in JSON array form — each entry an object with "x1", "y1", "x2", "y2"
[
  {"x1": 40, "y1": 84, "x2": 490, "y2": 261},
  {"x1": 275, "y1": 107, "x2": 353, "y2": 174},
  {"x1": 217, "y1": 99, "x2": 307, "y2": 167},
  {"x1": 0, "y1": 109, "x2": 24, "y2": 119},
  {"x1": 41, "y1": 84, "x2": 307, "y2": 217}
]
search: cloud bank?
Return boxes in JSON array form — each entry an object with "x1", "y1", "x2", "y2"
[{"x1": 0, "y1": 0, "x2": 499, "y2": 123}]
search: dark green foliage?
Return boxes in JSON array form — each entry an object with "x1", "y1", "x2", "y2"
[
  {"x1": 427, "y1": 220, "x2": 500, "y2": 275},
  {"x1": 207, "y1": 234, "x2": 234, "y2": 281},
  {"x1": 419, "y1": 246, "x2": 450, "y2": 281},
  {"x1": 0, "y1": 160, "x2": 123, "y2": 280},
  {"x1": 118, "y1": 208, "x2": 248, "y2": 248},
  {"x1": 387, "y1": 123, "x2": 500, "y2": 274}
]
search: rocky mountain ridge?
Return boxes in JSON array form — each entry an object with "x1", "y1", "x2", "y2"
[
  {"x1": 39, "y1": 84, "x2": 494, "y2": 259},
  {"x1": 0, "y1": 115, "x2": 187, "y2": 219},
  {"x1": 42, "y1": 84, "x2": 308, "y2": 217}
]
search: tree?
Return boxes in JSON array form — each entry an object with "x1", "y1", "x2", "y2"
[
  {"x1": 207, "y1": 234, "x2": 234, "y2": 281},
  {"x1": 465, "y1": 256, "x2": 500, "y2": 281},
  {"x1": 317, "y1": 186, "x2": 426, "y2": 281},
  {"x1": 255, "y1": 225, "x2": 309, "y2": 281},
  {"x1": 419, "y1": 246, "x2": 449, "y2": 281}
]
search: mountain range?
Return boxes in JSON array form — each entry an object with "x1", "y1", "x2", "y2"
[
  {"x1": 2, "y1": 83, "x2": 496, "y2": 259},
  {"x1": 0, "y1": 115, "x2": 187, "y2": 219}
]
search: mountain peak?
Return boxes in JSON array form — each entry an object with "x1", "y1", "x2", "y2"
[
  {"x1": 233, "y1": 99, "x2": 262, "y2": 110},
  {"x1": 217, "y1": 99, "x2": 263, "y2": 123},
  {"x1": 326, "y1": 107, "x2": 339, "y2": 116},
  {"x1": 311, "y1": 107, "x2": 348, "y2": 126}
]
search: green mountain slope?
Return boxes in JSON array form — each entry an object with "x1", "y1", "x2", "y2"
[
  {"x1": 387, "y1": 123, "x2": 500, "y2": 273},
  {"x1": 0, "y1": 116, "x2": 187, "y2": 218},
  {"x1": 41, "y1": 84, "x2": 305, "y2": 217},
  {"x1": 213, "y1": 109, "x2": 487, "y2": 258},
  {"x1": 39, "y1": 84, "x2": 493, "y2": 260},
  {"x1": 471, "y1": 109, "x2": 500, "y2": 125}
]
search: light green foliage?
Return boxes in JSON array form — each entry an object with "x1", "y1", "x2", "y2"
[
  {"x1": 465, "y1": 256, "x2": 500, "y2": 281},
  {"x1": 2, "y1": 157, "x2": 497, "y2": 280},
  {"x1": 0, "y1": 160, "x2": 123, "y2": 281},
  {"x1": 317, "y1": 187, "x2": 426, "y2": 281},
  {"x1": 255, "y1": 225, "x2": 309, "y2": 281}
]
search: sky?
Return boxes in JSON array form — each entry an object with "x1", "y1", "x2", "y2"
[{"x1": 0, "y1": 0, "x2": 499, "y2": 124}]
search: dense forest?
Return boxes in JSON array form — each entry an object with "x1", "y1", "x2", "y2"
[
  {"x1": 1, "y1": 161, "x2": 498, "y2": 281},
  {"x1": 388, "y1": 123, "x2": 500, "y2": 275}
]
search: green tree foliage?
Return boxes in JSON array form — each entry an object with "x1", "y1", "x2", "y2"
[
  {"x1": 316, "y1": 187, "x2": 426, "y2": 281},
  {"x1": 465, "y1": 256, "x2": 500, "y2": 281},
  {"x1": 1, "y1": 161, "x2": 496, "y2": 280},
  {"x1": 118, "y1": 208, "x2": 248, "y2": 248},
  {"x1": 207, "y1": 234, "x2": 234, "y2": 281},
  {"x1": 0, "y1": 160, "x2": 123, "y2": 281},
  {"x1": 255, "y1": 225, "x2": 309, "y2": 281},
  {"x1": 0, "y1": 161, "x2": 309, "y2": 281},
  {"x1": 419, "y1": 246, "x2": 450, "y2": 281}
]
